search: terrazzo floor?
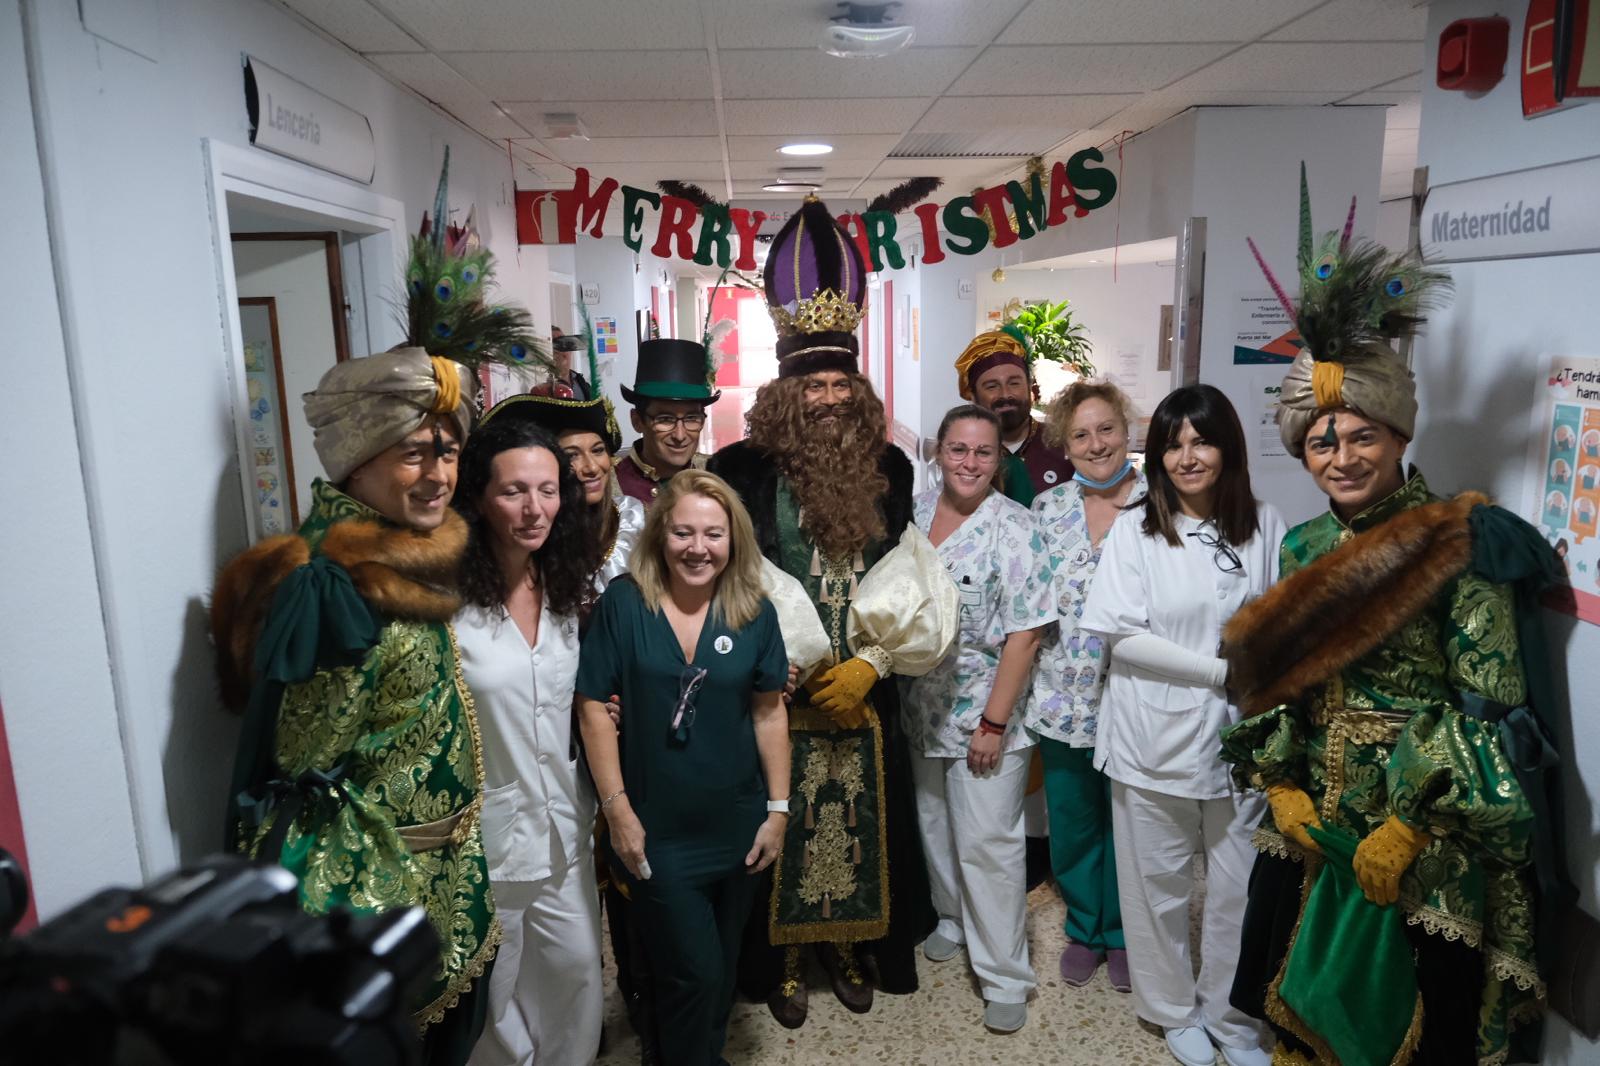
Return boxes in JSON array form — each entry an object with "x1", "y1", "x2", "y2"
[{"x1": 593, "y1": 879, "x2": 1192, "y2": 1065}]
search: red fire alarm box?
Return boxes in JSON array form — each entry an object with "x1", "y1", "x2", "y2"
[{"x1": 1438, "y1": 16, "x2": 1510, "y2": 91}]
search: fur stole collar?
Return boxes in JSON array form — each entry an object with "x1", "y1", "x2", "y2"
[
  {"x1": 1223, "y1": 491, "x2": 1487, "y2": 717},
  {"x1": 211, "y1": 510, "x2": 467, "y2": 708}
]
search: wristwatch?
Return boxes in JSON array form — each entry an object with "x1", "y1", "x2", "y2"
[{"x1": 767, "y1": 798, "x2": 791, "y2": 814}]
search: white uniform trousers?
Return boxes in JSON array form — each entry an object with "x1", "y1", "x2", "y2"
[
  {"x1": 1109, "y1": 780, "x2": 1268, "y2": 1053},
  {"x1": 912, "y1": 750, "x2": 1037, "y2": 1004},
  {"x1": 468, "y1": 852, "x2": 604, "y2": 1066}
]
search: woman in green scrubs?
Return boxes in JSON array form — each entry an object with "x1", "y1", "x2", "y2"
[{"x1": 577, "y1": 469, "x2": 791, "y2": 1066}]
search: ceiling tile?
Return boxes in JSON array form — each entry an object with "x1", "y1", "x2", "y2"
[
  {"x1": 867, "y1": 157, "x2": 1026, "y2": 181},
  {"x1": 444, "y1": 51, "x2": 711, "y2": 101},
  {"x1": 284, "y1": 0, "x2": 421, "y2": 52},
  {"x1": 1366, "y1": 71, "x2": 1424, "y2": 92},
  {"x1": 727, "y1": 160, "x2": 867, "y2": 181},
  {"x1": 718, "y1": 47, "x2": 979, "y2": 99},
  {"x1": 1266, "y1": 0, "x2": 1429, "y2": 41},
  {"x1": 500, "y1": 100, "x2": 720, "y2": 138},
  {"x1": 724, "y1": 134, "x2": 902, "y2": 161},
  {"x1": 1166, "y1": 42, "x2": 1425, "y2": 93},
  {"x1": 371, "y1": 0, "x2": 704, "y2": 51},
  {"x1": 999, "y1": 0, "x2": 1322, "y2": 44},
  {"x1": 1339, "y1": 93, "x2": 1421, "y2": 129},
  {"x1": 367, "y1": 53, "x2": 532, "y2": 138},
  {"x1": 722, "y1": 97, "x2": 933, "y2": 134},
  {"x1": 712, "y1": 0, "x2": 1031, "y2": 48},
  {"x1": 915, "y1": 94, "x2": 1140, "y2": 133},
  {"x1": 542, "y1": 136, "x2": 725, "y2": 164},
  {"x1": 948, "y1": 44, "x2": 1234, "y2": 95}
]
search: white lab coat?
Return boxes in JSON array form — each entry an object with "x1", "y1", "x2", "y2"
[
  {"x1": 1079, "y1": 502, "x2": 1283, "y2": 1051},
  {"x1": 456, "y1": 601, "x2": 601, "y2": 1066}
]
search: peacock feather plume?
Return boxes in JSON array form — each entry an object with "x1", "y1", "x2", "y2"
[
  {"x1": 1250, "y1": 163, "x2": 1452, "y2": 364},
  {"x1": 402, "y1": 147, "x2": 553, "y2": 372}
]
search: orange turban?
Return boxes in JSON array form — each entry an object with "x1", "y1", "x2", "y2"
[{"x1": 954, "y1": 330, "x2": 1029, "y2": 400}]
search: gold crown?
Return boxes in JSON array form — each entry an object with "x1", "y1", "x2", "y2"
[{"x1": 768, "y1": 288, "x2": 864, "y2": 338}]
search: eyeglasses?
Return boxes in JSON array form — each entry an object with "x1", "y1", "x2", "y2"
[
  {"x1": 1186, "y1": 523, "x2": 1242, "y2": 574},
  {"x1": 670, "y1": 665, "x2": 708, "y2": 743},
  {"x1": 649, "y1": 413, "x2": 706, "y2": 432},
  {"x1": 941, "y1": 442, "x2": 1001, "y2": 465}
]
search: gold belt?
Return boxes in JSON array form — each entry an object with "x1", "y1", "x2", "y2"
[{"x1": 396, "y1": 804, "x2": 473, "y2": 853}]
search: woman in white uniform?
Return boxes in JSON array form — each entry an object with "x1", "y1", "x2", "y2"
[
  {"x1": 453, "y1": 404, "x2": 608, "y2": 1066},
  {"x1": 1027, "y1": 380, "x2": 1145, "y2": 993},
  {"x1": 1081, "y1": 384, "x2": 1283, "y2": 1066},
  {"x1": 905, "y1": 404, "x2": 1054, "y2": 1034}
]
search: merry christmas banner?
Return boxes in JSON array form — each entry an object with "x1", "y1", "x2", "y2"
[{"x1": 515, "y1": 147, "x2": 1119, "y2": 272}]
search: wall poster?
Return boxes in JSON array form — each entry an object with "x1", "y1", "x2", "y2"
[
  {"x1": 1525, "y1": 356, "x2": 1600, "y2": 624},
  {"x1": 238, "y1": 298, "x2": 299, "y2": 536},
  {"x1": 1231, "y1": 290, "x2": 1301, "y2": 365}
]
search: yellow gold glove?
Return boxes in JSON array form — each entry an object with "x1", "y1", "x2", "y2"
[
  {"x1": 806, "y1": 657, "x2": 878, "y2": 729},
  {"x1": 1352, "y1": 815, "x2": 1431, "y2": 906},
  {"x1": 1266, "y1": 784, "x2": 1322, "y2": 853}
]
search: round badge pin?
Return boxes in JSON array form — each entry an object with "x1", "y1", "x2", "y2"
[
  {"x1": 714, "y1": 635, "x2": 733, "y2": 654},
  {"x1": 1043, "y1": 469, "x2": 1059, "y2": 484}
]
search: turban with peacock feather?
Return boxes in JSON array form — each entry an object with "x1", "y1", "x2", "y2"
[{"x1": 1250, "y1": 164, "x2": 1452, "y2": 458}]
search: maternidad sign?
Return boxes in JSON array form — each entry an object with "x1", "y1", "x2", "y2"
[{"x1": 1422, "y1": 154, "x2": 1600, "y2": 263}]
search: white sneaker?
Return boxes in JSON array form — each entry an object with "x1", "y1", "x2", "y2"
[
  {"x1": 1217, "y1": 1042, "x2": 1271, "y2": 1066},
  {"x1": 1165, "y1": 1026, "x2": 1217, "y2": 1066}
]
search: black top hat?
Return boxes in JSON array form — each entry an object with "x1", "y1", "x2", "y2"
[
  {"x1": 481, "y1": 390, "x2": 623, "y2": 453},
  {"x1": 621, "y1": 338, "x2": 721, "y2": 405}
]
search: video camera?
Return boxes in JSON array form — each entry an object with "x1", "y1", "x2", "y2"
[{"x1": 0, "y1": 849, "x2": 438, "y2": 1066}]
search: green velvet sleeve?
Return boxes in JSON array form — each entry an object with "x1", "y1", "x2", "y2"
[
  {"x1": 1220, "y1": 704, "x2": 1308, "y2": 791},
  {"x1": 1385, "y1": 574, "x2": 1534, "y2": 862}
]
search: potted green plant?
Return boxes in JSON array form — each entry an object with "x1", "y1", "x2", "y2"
[{"x1": 1009, "y1": 299, "x2": 1094, "y2": 378}]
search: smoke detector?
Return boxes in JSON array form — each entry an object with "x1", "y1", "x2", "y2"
[{"x1": 823, "y1": 2, "x2": 915, "y2": 59}]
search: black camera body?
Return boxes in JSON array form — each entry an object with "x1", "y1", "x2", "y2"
[{"x1": 0, "y1": 852, "x2": 438, "y2": 1066}]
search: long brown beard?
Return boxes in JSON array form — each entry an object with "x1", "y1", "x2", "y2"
[{"x1": 747, "y1": 375, "x2": 889, "y2": 559}]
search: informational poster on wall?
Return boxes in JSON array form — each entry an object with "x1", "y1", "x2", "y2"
[
  {"x1": 239, "y1": 299, "x2": 297, "y2": 536},
  {"x1": 1251, "y1": 370, "x2": 1288, "y2": 459},
  {"x1": 1525, "y1": 357, "x2": 1600, "y2": 625},
  {"x1": 1231, "y1": 291, "x2": 1300, "y2": 365},
  {"x1": 594, "y1": 316, "x2": 618, "y2": 355}
]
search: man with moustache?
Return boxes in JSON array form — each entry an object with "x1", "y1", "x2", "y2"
[
  {"x1": 614, "y1": 338, "x2": 715, "y2": 507},
  {"x1": 956, "y1": 329, "x2": 1074, "y2": 505},
  {"x1": 211, "y1": 347, "x2": 499, "y2": 1065},
  {"x1": 710, "y1": 198, "x2": 954, "y2": 1030}
]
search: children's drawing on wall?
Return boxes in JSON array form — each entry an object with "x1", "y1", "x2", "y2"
[{"x1": 1525, "y1": 357, "x2": 1600, "y2": 624}]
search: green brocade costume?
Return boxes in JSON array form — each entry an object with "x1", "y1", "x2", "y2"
[
  {"x1": 769, "y1": 477, "x2": 893, "y2": 943},
  {"x1": 1220, "y1": 471, "x2": 1555, "y2": 1064},
  {"x1": 215, "y1": 480, "x2": 498, "y2": 1033}
]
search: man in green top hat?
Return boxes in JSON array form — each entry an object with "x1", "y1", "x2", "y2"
[{"x1": 615, "y1": 337, "x2": 718, "y2": 507}]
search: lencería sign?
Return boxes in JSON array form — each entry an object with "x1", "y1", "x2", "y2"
[
  {"x1": 1422, "y1": 155, "x2": 1600, "y2": 263},
  {"x1": 244, "y1": 57, "x2": 376, "y2": 184}
]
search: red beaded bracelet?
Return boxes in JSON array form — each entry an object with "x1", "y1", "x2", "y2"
[{"x1": 976, "y1": 716, "x2": 1007, "y2": 737}]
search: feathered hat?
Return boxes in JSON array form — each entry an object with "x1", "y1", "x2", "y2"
[
  {"x1": 1249, "y1": 163, "x2": 1452, "y2": 457},
  {"x1": 954, "y1": 324, "x2": 1033, "y2": 400},
  {"x1": 762, "y1": 196, "x2": 867, "y2": 378}
]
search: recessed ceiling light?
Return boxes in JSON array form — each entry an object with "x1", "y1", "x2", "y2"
[
  {"x1": 1088, "y1": 259, "x2": 1103, "y2": 264},
  {"x1": 762, "y1": 181, "x2": 822, "y2": 193},
  {"x1": 780, "y1": 143, "x2": 834, "y2": 156}
]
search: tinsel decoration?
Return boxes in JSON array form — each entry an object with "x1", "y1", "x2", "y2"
[
  {"x1": 656, "y1": 180, "x2": 722, "y2": 208},
  {"x1": 865, "y1": 176, "x2": 943, "y2": 215}
]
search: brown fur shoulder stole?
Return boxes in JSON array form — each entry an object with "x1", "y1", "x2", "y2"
[
  {"x1": 1223, "y1": 492, "x2": 1487, "y2": 717},
  {"x1": 210, "y1": 510, "x2": 467, "y2": 708}
]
